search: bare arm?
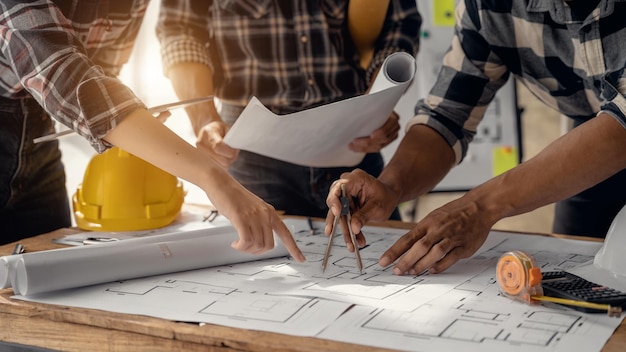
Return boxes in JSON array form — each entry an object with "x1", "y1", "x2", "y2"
[
  {"x1": 382, "y1": 113, "x2": 626, "y2": 275},
  {"x1": 167, "y1": 62, "x2": 219, "y2": 134},
  {"x1": 471, "y1": 113, "x2": 626, "y2": 220},
  {"x1": 103, "y1": 108, "x2": 305, "y2": 262},
  {"x1": 166, "y1": 62, "x2": 239, "y2": 168},
  {"x1": 379, "y1": 124, "x2": 456, "y2": 203}
]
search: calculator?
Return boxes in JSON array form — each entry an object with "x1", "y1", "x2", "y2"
[{"x1": 541, "y1": 271, "x2": 626, "y2": 313}]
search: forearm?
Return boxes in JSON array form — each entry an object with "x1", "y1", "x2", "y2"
[
  {"x1": 379, "y1": 124, "x2": 456, "y2": 203},
  {"x1": 102, "y1": 108, "x2": 236, "y2": 200},
  {"x1": 167, "y1": 62, "x2": 220, "y2": 135},
  {"x1": 468, "y1": 113, "x2": 626, "y2": 222}
]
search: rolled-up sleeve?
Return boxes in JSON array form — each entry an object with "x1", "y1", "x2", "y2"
[
  {"x1": 0, "y1": 1, "x2": 144, "y2": 153},
  {"x1": 156, "y1": 0, "x2": 212, "y2": 77},
  {"x1": 600, "y1": 69, "x2": 626, "y2": 129},
  {"x1": 365, "y1": 0, "x2": 422, "y2": 84},
  {"x1": 405, "y1": 1, "x2": 509, "y2": 164}
]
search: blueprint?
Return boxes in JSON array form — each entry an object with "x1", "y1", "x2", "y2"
[{"x1": 14, "y1": 219, "x2": 623, "y2": 351}]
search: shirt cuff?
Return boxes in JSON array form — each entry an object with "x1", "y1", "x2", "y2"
[
  {"x1": 599, "y1": 72, "x2": 626, "y2": 129},
  {"x1": 160, "y1": 37, "x2": 212, "y2": 77},
  {"x1": 75, "y1": 77, "x2": 145, "y2": 153}
]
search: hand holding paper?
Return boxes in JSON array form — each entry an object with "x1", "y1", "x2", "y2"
[{"x1": 224, "y1": 52, "x2": 416, "y2": 167}]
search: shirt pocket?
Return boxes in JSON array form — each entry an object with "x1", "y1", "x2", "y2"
[
  {"x1": 320, "y1": 0, "x2": 348, "y2": 35},
  {"x1": 320, "y1": 0, "x2": 348, "y2": 23},
  {"x1": 216, "y1": 0, "x2": 272, "y2": 19}
]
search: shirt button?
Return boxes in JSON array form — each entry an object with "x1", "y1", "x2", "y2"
[{"x1": 300, "y1": 35, "x2": 308, "y2": 43}]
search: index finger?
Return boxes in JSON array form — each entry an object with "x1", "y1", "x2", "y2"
[
  {"x1": 325, "y1": 179, "x2": 347, "y2": 218},
  {"x1": 272, "y1": 213, "x2": 306, "y2": 262},
  {"x1": 378, "y1": 226, "x2": 426, "y2": 268}
]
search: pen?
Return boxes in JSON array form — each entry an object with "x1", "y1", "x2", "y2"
[
  {"x1": 33, "y1": 96, "x2": 214, "y2": 143},
  {"x1": 307, "y1": 217, "x2": 315, "y2": 235},
  {"x1": 12, "y1": 243, "x2": 25, "y2": 255}
]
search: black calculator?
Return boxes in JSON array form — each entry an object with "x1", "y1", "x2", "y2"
[{"x1": 541, "y1": 271, "x2": 626, "y2": 313}]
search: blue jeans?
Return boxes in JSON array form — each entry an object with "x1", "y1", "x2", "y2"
[
  {"x1": 0, "y1": 97, "x2": 71, "y2": 244},
  {"x1": 229, "y1": 150, "x2": 401, "y2": 220}
]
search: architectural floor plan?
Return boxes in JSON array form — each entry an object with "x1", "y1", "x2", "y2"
[{"x1": 15, "y1": 219, "x2": 623, "y2": 351}]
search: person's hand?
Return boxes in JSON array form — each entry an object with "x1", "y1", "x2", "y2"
[
  {"x1": 196, "y1": 120, "x2": 239, "y2": 169},
  {"x1": 379, "y1": 194, "x2": 495, "y2": 275},
  {"x1": 349, "y1": 111, "x2": 400, "y2": 153},
  {"x1": 209, "y1": 181, "x2": 306, "y2": 263},
  {"x1": 324, "y1": 169, "x2": 401, "y2": 252}
]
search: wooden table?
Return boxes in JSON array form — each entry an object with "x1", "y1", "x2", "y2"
[{"x1": 1, "y1": 222, "x2": 624, "y2": 352}]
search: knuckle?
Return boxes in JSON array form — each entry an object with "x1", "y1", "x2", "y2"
[{"x1": 239, "y1": 238, "x2": 255, "y2": 249}]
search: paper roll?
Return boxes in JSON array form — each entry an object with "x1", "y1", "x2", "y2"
[
  {"x1": 369, "y1": 51, "x2": 417, "y2": 94},
  {"x1": 12, "y1": 226, "x2": 288, "y2": 296},
  {"x1": 0, "y1": 255, "x2": 22, "y2": 289}
]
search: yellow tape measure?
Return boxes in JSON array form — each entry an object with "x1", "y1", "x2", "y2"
[{"x1": 496, "y1": 251, "x2": 622, "y2": 317}]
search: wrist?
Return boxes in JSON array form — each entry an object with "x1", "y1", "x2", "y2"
[
  {"x1": 377, "y1": 173, "x2": 404, "y2": 209},
  {"x1": 463, "y1": 175, "x2": 516, "y2": 226},
  {"x1": 189, "y1": 106, "x2": 221, "y2": 135}
]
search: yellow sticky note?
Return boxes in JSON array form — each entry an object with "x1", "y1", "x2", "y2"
[
  {"x1": 493, "y1": 146, "x2": 519, "y2": 176},
  {"x1": 433, "y1": 0, "x2": 456, "y2": 27}
]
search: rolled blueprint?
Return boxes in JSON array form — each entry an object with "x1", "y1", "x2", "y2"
[
  {"x1": 0, "y1": 255, "x2": 22, "y2": 289},
  {"x1": 368, "y1": 51, "x2": 416, "y2": 93},
  {"x1": 12, "y1": 226, "x2": 288, "y2": 296},
  {"x1": 224, "y1": 51, "x2": 417, "y2": 167}
]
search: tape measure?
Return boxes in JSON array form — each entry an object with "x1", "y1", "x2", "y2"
[
  {"x1": 496, "y1": 251, "x2": 621, "y2": 317},
  {"x1": 496, "y1": 251, "x2": 543, "y2": 301}
]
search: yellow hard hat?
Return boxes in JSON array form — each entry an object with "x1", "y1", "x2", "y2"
[{"x1": 72, "y1": 147, "x2": 185, "y2": 231}]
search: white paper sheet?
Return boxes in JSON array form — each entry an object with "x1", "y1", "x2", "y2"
[
  {"x1": 223, "y1": 51, "x2": 416, "y2": 167},
  {"x1": 13, "y1": 220, "x2": 623, "y2": 351},
  {"x1": 9, "y1": 226, "x2": 288, "y2": 296}
]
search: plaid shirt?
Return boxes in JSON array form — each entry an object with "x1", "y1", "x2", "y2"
[
  {"x1": 0, "y1": 0, "x2": 148, "y2": 152},
  {"x1": 157, "y1": 0, "x2": 421, "y2": 114},
  {"x1": 409, "y1": 0, "x2": 626, "y2": 164}
]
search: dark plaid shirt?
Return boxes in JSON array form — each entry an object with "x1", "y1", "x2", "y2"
[
  {"x1": 0, "y1": 0, "x2": 148, "y2": 152},
  {"x1": 409, "y1": 0, "x2": 626, "y2": 163},
  {"x1": 157, "y1": 0, "x2": 421, "y2": 114}
]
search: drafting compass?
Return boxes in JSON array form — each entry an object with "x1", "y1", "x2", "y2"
[{"x1": 322, "y1": 184, "x2": 363, "y2": 273}]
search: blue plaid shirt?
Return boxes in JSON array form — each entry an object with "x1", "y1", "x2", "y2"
[
  {"x1": 409, "y1": 0, "x2": 626, "y2": 164},
  {"x1": 157, "y1": 0, "x2": 421, "y2": 114},
  {"x1": 0, "y1": 0, "x2": 148, "y2": 152}
]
